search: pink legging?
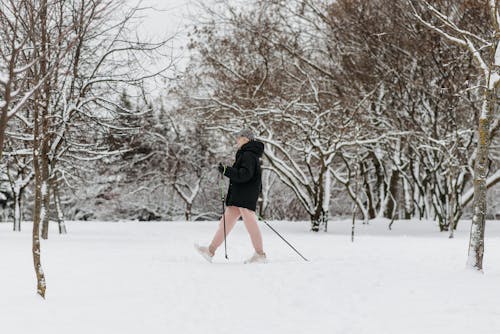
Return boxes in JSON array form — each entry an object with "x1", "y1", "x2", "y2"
[{"x1": 209, "y1": 206, "x2": 264, "y2": 255}]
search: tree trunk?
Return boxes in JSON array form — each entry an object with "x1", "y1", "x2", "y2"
[
  {"x1": 41, "y1": 179, "x2": 50, "y2": 239},
  {"x1": 31, "y1": 0, "x2": 48, "y2": 298},
  {"x1": 310, "y1": 212, "x2": 321, "y2": 232},
  {"x1": 310, "y1": 208, "x2": 327, "y2": 232},
  {"x1": 32, "y1": 93, "x2": 47, "y2": 298},
  {"x1": 259, "y1": 170, "x2": 272, "y2": 219},
  {"x1": 53, "y1": 179, "x2": 67, "y2": 234},
  {"x1": 0, "y1": 108, "x2": 8, "y2": 161},
  {"x1": 372, "y1": 152, "x2": 386, "y2": 215},
  {"x1": 424, "y1": 189, "x2": 433, "y2": 220},
  {"x1": 448, "y1": 168, "x2": 457, "y2": 239},
  {"x1": 39, "y1": 0, "x2": 52, "y2": 241},
  {"x1": 33, "y1": 175, "x2": 47, "y2": 298},
  {"x1": 185, "y1": 203, "x2": 192, "y2": 221},
  {"x1": 322, "y1": 169, "x2": 331, "y2": 232},
  {"x1": 258, "y1": 198, "x2": 265, "y2": 219},
  {"x1": 361, "y1": 162, "x2": 376, "y2": 219},
  {"x1": 403, "y1": 177, "x2": 413, "y2": 219},
  {"x1": 467, "y1": 89, "x2": 495, "y2": 270},
  {"x1": 384, "y1": 169, "x2": 399, "y2": 219},
  {"x1": 13, "y1": 190, "x2": 22, "y2": 232}
]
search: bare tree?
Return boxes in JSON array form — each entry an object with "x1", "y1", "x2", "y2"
[
  {"x1": 411, "y1": 0, "x2": 499, "y2": 270},
  {"x1": 34, "y1": 0, "x2": 174, "y2": 238},
  {"x1": 0, "y1": 0, "x2": 77, "y2": 161},
  {"x1": 190, "y1": 0, "x2": 422, "y2": 230},
  {"x1": 0, "y1": 0, "x2": 175, "y2": 297}
]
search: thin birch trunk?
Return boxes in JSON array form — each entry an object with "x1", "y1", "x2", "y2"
[
  {"x1": 467, "y1": 90, "x2": 495, "y2": 270},
  {"x1": 32, "y1": 0, "x2": 48, "y2": 298},
  {"x1": 32, "y1": 91, "x2": 47, "y2": 298}
]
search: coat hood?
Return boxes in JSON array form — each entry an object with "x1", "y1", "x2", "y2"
[{"x1": 240, "y1": 140, "x2": 264, "y2": 157}]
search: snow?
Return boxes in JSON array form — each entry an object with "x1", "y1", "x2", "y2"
[
  {"x1": 0, "y1": 70, "x2": 8, "y2": 85},
  {"x1": 488, "y1": 35, "x2": 500, "y2": 89},
  {"x1": 489, "y1": 72, "x2": 499, "y2": 90},
  {"x1": 494, "y1": 32, "x2": 500, "y2": 67},
  {"x1": 1, "y1": 219, "x2": 500, "y2": 334}
]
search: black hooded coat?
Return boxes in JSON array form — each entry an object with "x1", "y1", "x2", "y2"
[{"x1": 223, "y1": 140, "x2": 264, "y2": 211}]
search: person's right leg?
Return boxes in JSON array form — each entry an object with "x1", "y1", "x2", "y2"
[
  {"x1": 208, "y1": 206, "x2": 241, "y2": 255},
  {"x1": 239, "y1": 207, "x2": 264, "y2": 255}
]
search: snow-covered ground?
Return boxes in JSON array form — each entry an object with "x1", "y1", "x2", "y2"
[{"x1": 1, "y1": 219, "x2": 499, "y2": 334}]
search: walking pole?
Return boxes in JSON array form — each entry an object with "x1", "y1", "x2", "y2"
[
  {"x1": 219, "y1": 169, "x2": 228, "y2": 259},
  {"x1": 258, "y1": 215, "x2": 309, "y2": 262}
]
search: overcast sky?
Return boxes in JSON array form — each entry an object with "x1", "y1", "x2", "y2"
[
  {"x1": 119, "y1": 0, "x2": 203, "y2": 96},
  {"x1": 132, "y1": 0, "x2": 199, "y2": 67}
]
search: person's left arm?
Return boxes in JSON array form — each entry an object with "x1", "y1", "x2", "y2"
[{"x1": 222, "y1": 152, "x2": 256, "y2": 183}]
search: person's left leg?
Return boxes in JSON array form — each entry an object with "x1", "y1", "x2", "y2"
[
  {"x1": 239, "y1": 207, "x2": 264, "y2": 255},
  {"x1": 208, "y1": 206, "x2": 241, "y2": 255}
]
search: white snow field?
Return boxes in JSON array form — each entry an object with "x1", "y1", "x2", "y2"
[{"x1": 1, "y1": 219, "x2": 499, "y2": 334}]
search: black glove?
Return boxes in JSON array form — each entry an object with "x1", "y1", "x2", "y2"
[{"x1": 218, "y1": 163, "x2": 226, "y2": 175}]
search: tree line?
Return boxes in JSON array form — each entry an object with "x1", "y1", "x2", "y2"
[
  {"x1": 176, "y1": 0, "x2": 498, "y2": 270},
  {"x1": 0, "y1": 0, "x2": 498, "y2": 297},
  {"x1": 86, "y1": 0, "x2": 498, "y2": 268},
  {"x1": 0, "y1": 0, "x2": 172, "y2": 297}
]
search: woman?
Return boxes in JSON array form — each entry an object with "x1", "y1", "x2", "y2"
[{"x1": 195, "y1": 128, "x2": 266, "y2": 263}]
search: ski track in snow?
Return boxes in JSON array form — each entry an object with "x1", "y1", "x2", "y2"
[{"x1": 1, "y1": 219, "x2": 499, "y2": 334}]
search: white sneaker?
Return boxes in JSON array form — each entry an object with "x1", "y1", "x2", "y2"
[
  {"x1": 194, "y1": 244, "x2": 213, "y2": 263},
  {"x1": 244, "y1": 252, "x2": 267, "y2": 264}
]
